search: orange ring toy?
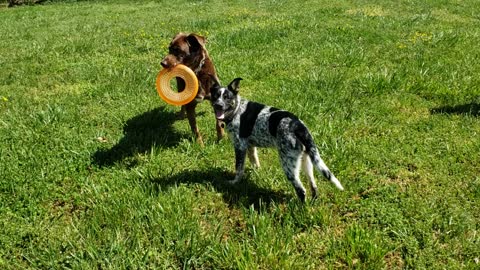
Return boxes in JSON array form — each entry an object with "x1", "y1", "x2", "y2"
[{"x1": 155, "y1": 64, "x2": 199, "y2": 106}]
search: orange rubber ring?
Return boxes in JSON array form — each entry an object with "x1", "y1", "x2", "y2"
[{"x1": 155, "y1": 64, "x2": 199, "y2": 106}]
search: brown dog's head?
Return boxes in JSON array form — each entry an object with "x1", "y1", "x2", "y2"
[{"x1": 161, "y1": 33, "x2": 206, "y2": 70}]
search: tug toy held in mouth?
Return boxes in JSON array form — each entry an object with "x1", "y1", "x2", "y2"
[{"x1": 155, "y1": 64, "x2": 198, "y2": 106}]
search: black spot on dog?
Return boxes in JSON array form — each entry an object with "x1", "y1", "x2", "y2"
[
  {"x1": 269, "y1": 107, "x2": 280, "y2": 113},
  {"x1": 239, "y1": 102, "x2": 265, "y2": 138},
  {"x1": 292, "y1": 120, "x2": 315, "y2": 153},
  {"x1": 268, "y1": 111, "x2": 297, "y2": 137}
]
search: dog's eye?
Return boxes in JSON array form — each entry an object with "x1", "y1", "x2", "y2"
[{"x1": 169, "y1": 47, "x2": 182, "y2": 55}]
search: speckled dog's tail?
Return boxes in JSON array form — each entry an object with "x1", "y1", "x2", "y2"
[{"x1": 294, "y1": 122, "x2": 344, "y2": 191}]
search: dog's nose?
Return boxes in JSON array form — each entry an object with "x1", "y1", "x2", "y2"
[
  {"x1": 213, "y1": 104, "x2": 223, "y2": 111},
  {"x1": 160, "y1": 60, "x2": 170, "y2": 68}
]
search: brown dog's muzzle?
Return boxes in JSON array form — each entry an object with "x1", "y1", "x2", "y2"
[{"x1": 161, "y1": 55, "x2": 177, "y2": 68}]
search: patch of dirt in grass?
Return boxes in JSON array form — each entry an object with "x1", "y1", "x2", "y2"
[
  {"x1": 384, "y1": 251, "x2": 405, "y2": 269},
  {"x1": 346, "y1": 6, "x2": 389, "y2": 17}
]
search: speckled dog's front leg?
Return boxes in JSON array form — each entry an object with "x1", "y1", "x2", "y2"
[
  {"x1": 229, "y1": 147, "x2": 247, "y2": 184},
  {"x1": 247, "y1": 146, "x2": 260, "y2": 169}
]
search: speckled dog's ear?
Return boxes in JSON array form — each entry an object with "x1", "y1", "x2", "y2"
[{"x1": 228, "y1": 78, "x2": 243, "y2": 94}]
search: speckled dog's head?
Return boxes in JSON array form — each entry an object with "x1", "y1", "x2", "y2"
[{"x1": 210, "y1": 78, "x2": 242, "y2": 121}]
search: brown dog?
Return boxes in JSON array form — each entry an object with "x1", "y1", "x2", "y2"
[{"x1": 160, "y1": 33, "x2": 224, "y2": 145}]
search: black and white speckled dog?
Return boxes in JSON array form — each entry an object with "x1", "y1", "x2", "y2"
[{"x1": 210, "y1": 78, "x2": 344, "y2": 202}]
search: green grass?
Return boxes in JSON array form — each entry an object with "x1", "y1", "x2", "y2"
[{"x1": 1, "y1": 0, "x2": 479, "y2": 268}]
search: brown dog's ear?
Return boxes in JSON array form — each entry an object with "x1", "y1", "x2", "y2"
[
  {"x1": 186, "y1": 34, "x2": 206, "y2": 52},
  {"x1": 228, "y1": 78, "x2": 243, "y2": 94},
  {"x1": 210, "y1": 74, "x2": 221, "y2": 86},
  {"x1": 192, "y1": 34, "x2": 206, "y2": 45},
  {"x1": 209, "y1": 74, "x2": 221, "y2": 92}
]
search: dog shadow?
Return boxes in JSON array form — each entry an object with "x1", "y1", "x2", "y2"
[
  {"x1": 431, "y1": 102, "x2": 480, "y2": 117},
  {"x1": 147, "y1": 167, "x2": 291, "y2": 209},
  {"x1": 92, "y1": 107, "x2": 189, "y2": 167}
]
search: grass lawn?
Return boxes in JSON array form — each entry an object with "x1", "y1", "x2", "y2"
[{"x1": 1, "y1": 0, "x2": 479, "y2": 268}]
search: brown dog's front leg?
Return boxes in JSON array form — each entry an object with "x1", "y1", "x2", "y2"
[
  {"x1": 176, "y1": 78, "x2": 187, "y2": 120},
  {"x1": 176, "y1": 106, "x2": 186, "y2": 120},
  {"x1": 185, "y1": 103, "x2": 204, "y2": 146}
]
